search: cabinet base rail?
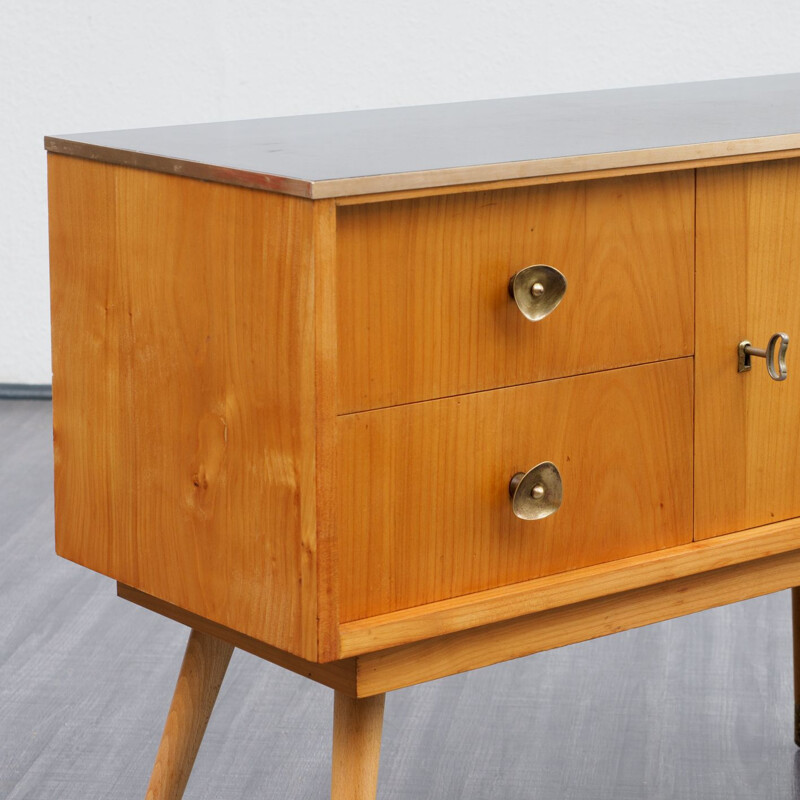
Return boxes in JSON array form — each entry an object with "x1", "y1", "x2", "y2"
[{"x1": 120, "y1": 531, "x2": 800, "y2": 697}]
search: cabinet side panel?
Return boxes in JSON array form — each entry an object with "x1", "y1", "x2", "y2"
[
  {"x1": 696, "y1": 159, "x2": 800, "y2": 538},
  {"x1": 48, "y1": 155, "x2": 317, "y2": 658}
]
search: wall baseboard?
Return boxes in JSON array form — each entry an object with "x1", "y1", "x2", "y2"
[{"x1": 0, "y1": 383, "x2": 52, "y2": 400}]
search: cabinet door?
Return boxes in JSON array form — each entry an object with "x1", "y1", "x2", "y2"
[{"x1": 696, "y1": 160, "x2": 800, "y2": 539}]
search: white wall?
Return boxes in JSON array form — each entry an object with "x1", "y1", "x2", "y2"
[{"x1": 3, "y1": 0, "x2": 800, "y2": 384}]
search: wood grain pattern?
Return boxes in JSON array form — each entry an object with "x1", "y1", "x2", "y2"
[
  {"x1": 331, "y1": 692, "x2": 385, "y2": 800},
  {"x1": 144, "y1": 629, "x2": 233, "y2": 800},
  {"x1": 336, "y1": 359, "x2": 694, "y2": 622},
  {"x1": 336, "y1": 172, "x2": 694, "y2": 413},
  {"x1": 337, "y1": 518, "x2": 800, "y2": 658},
  {"x1": 354, "y1": 547, "x2": 800, "y2": 696},
  {"x1": 696, "y1": 159, "x2": 800, "y2": 538},
  {"x1": 49, "y1": 155, "x2": 318, "y2": 658}
]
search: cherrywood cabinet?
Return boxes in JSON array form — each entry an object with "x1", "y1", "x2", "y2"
[{"x1": 46, "y1": 73, "x2": 800, "y2": 799}]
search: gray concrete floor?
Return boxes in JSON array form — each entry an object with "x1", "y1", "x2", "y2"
[{"x1": 2, "y1": 398, "x2": 800, "y2": 798}]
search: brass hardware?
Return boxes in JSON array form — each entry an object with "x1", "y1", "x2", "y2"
[
  {"x1": 508, "y1": 461, "x2": 563, "y2": 520},
  {"x1": 508, "y1": 265, "x2": 567, "y2": 321},
  {"x1": 738, "y1": 332, "x2": 789, "y2": 381}
]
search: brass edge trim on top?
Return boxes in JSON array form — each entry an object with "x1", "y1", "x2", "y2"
[
  {"x1": 316, "y1": 134, "x2": 800, "y2": 199},
  {"x1": 334, "y1": 147, "x2": 800, "y2": 206},
  {"x1": 46, "y1": 133, "x2": 800, "y2": 200},
  {"x1": 44, "y1": 138, "x2": 315, "y2": 199}
]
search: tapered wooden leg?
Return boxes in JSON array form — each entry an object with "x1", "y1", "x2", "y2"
[
  {"x1": 331, "y1": 692, "x2": 386, "y2": 800},
  {"x1": 145, "y1": 629, "x2": 234, "y2": 800},
  {"x1": 793, "y1": 588, "x2": 800, "y2": 747}
]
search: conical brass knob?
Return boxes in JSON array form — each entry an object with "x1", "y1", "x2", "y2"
[
  {"x1": 508, "y1": 265, "x2": 567, "y2": 321},
  {"x1": 508, "y1": 461, "x2": 563, "y2": 520}
]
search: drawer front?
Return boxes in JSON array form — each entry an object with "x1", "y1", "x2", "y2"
[
  {"x1": 336, "y1": 358, "x2": 693, "y2": 622},
  {"x1": 337, "y1": 172, "x2": 694, "y2": 413},
  {"x1": 696, "y1": 159, "x2": 800, "y2": 538}
]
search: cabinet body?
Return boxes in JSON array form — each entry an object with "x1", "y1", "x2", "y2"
[{"x1": 47, "y1": 77, "x2": 800, "y2": 696}]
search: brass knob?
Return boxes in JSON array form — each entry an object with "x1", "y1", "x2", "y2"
[
  {"x1": 508, "y1": 461, "x2": 563, "y2": 520},
  {"x1": 738, "y1": 332, "x2": 789, "y2": 381},
  {"x1": 508, "y1": 265, "x2": 567, "y2": 321}
]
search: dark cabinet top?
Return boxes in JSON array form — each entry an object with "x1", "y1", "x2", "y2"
[{"x1": 45, "y1": 73, "x2": 800, "y2": 199}]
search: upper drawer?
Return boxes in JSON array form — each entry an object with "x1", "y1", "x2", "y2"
[{"x1": 336, "y1": 171, "x2": 694, "y2": 413}]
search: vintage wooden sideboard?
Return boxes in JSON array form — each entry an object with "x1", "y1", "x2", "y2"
[{"x1": 46, "y1": 73, "x2": 800, "y2": 798}]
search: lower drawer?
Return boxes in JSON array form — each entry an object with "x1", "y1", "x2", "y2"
[{"x1": 336, "y1": 358, "x2": 693, "y2": 622}]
